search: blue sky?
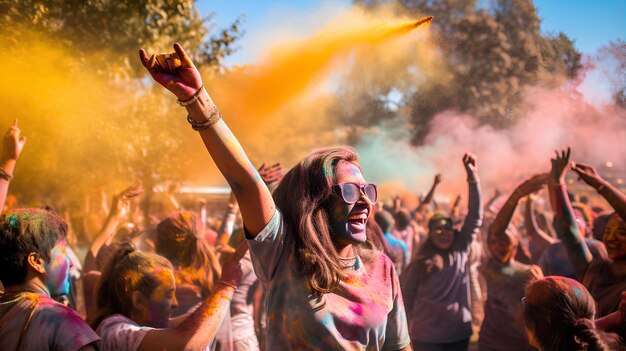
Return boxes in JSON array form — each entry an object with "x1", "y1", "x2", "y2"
[{"x1": 197, "y1": 0, "x2": 624, "y2": 67}]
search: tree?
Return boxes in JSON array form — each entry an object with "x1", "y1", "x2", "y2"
[
  {"x1": 0, "y1": 0, "x2": 242, "y2": 218},
  {"x1": 349, "y1": 0, "x2": 583, "y2": 144}
]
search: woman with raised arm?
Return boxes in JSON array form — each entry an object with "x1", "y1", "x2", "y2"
[
  {"x1": 478, "y1": 175, "x2": 545, "y2": 351},
  {"x1": 548, "y1": 148, "x2": 626, "y2": 339},
  {"x1": 92, "y1": 242, "x2": 247, "y2": 351},
  {"x1": 524, "y1": 192, "x2": 557, "y2": 262},
  {"x1": 139, "y1": 44, "x2": 410, "y2": 351},
  {"x1": 401, "y1": 154, "x2": 483, "y2": 351}
]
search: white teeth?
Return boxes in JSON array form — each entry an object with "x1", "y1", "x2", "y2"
[{"x1": 348, "y1": 213, "x2": 367, "y2": 220}]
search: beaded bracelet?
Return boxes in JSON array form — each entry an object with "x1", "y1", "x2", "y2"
[{"x1": 187, "y1": 105, "x2": 222, "y2": 131}]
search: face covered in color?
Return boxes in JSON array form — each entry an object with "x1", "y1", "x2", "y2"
[
  {"x1": 604, "y1": 213, "x2": 626, "y2": 260},
  {"x1": 138, "y1": 268, "x2": 178, "y2": 328},
  {"x1": 44, "y1": 238, "x2": 71, "y2": 297},
  {"x1": 327, "y1": 161, "x2": 374, "y2": 245},
  {"x1": 487, "y1": 229, "x2": 516, "y2": 264},
  {"x1": 429, "y1": 217, "x2": 455, "y2": 250}
]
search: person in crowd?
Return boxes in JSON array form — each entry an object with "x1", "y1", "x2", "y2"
[
  {"x1": 539, "y1": 185, "x2": 607, "y2": 279},
  {"x1": 224, "y1": 229, "x2": 261, "y2": 351},
  {"x1": 91, "y1": 241, "x2": 246, "y2": 351},
  {"x1": 0, "y1": 208, "x2": 101, "y2": 350},
  {"x1": 401, "y1": 153, "x2": 483, "y2": 351},
  {"x1": 478, "y1": 175, "x2": 545, "y2": 351},
  {"x1": 523, "y1": 276, "x2": 621, "y2": 351},
  {"x1": 155, "y1": 211, "x2": 221, "y2": 317},
  {"x1": 548, "y1": 148, "x2": 626, "y2": 339},
  {"x1": 139, "y1": 43, "x2": 410, "y2": 350},
  {"x1": 375, "y1": 209, "x2": 409, "y2": 274},
  {"x1": 524, "y1": 191, "x2": 557, "y2": 262}
]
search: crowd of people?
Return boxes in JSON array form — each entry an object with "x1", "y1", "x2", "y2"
[{"x1": 0, "y1": 43, "x2": 625, "y2": 351}]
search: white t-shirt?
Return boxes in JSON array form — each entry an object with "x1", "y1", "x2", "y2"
[{"x1": 96, "y1": 314, "x2": 154, "y2": 351}]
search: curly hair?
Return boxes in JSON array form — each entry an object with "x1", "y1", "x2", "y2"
[{"x1": 273, "y1": 146, "x2": 382, "y2": 294}]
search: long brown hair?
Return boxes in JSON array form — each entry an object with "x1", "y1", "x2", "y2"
[
  {"x1": 273, "y1": 146, "x2": 382, "y2": 295},
  {"x1": 90, "y1": 242, "x2": 173, "y2": 328},
  {"x1": 524, "y1": 276, "x2": 620, "y2": 351},
  {"x1": 156, "y1": 211, "x2": 221, "y2": 297}
]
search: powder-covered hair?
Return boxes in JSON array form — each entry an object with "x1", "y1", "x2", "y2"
[
  {"x1": 91, "y1": 242, "x2": 173, "y2": 328},
  {"x1": 273, "y1": 146, "x2": 382, "y2": 294},
  {"x1": 0, "y1": 208, "x2": 67, "y2": 286},
  {"x1": 524, "y1": 276, "x2": 620, "y2": 351},
  {"x1": 156, "y1": 211, "x2": 221, "y2": 297}
]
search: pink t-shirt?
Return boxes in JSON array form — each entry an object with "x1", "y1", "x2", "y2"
[
  {"x1": 0, "y1": 292, "x2": 100, "y2": 350},
  {"x1": 247, "y1": 209, "x2": 409, "y2": 350}
]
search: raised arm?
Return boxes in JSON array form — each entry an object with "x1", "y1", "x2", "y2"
[
  {"x1": 459, "y1": 153, "x2": 483, "y2": 242},
  {"x1": 139, "y1": 44, "x2": 274, "y2": 236},
  {"x1": 572, "y1": 162, "x2": 626, "y2": 221},
  {"x1": 524, "y1": 192, "x2": 557, "y2": 259},
  {"x1": 415, "y1": 173, "x2": 442, "y2": 213},
  {"x1": 549, "y1": 148, "x2": 592, "y2": 277},
  {"x1": 87, "y1": 182, "x2": 143, "y2": 263},
  {"x1": 490, "y1": 174, "x2": 548, "y2": 240},
  {"x1": 0, "y1": 119, "x2": 26, "y2": 213},
  {"x1": 139, "y1": 243, "x2": 248, "y2": 351}
]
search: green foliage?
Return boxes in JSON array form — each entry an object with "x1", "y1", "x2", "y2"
[
  {"x1": 0, "y1": 0, "x2": 243, "y2": 77},
  {"x1": 0, "y1": 0, "x2": 242, "y2": 206},
  {"x1": 349, "y1": 0, "x2": 583, "y2": 144}
]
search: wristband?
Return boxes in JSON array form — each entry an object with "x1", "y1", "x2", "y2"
[{"x1": 177, "y1": 84, "x2": 204, "y2": 106}]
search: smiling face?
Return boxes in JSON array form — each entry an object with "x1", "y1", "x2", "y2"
[
  {"x1": 604, "y1": 213, "x2": 626, "y2": 260},
  {"x1": 44, "y1": 238, "x2": 71, "y2": 297},
  {"x1": 327, "y1": 161, "x2": 373, "y2": 245},
  {"x1": 429, "y1": 217, "x2": 454, "y2": 250}
]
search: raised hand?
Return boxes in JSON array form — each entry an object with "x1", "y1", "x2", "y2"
[
  {"x1": 2, "y1": 119, "x2": 27, "y2": 162},
  {"x1": 111, "y1": 181, "x2": 144, "y2": 218},
  {"x1": 462, "y1": 152, "x2": 478, "y2": 181},
  {"x1": 571, "y1": 162, "x2": 604, "y2": 190},
  {"x1": 434, "y1": 173, "x2": 443, "y2": 185},
  {"x1": 257, "y1": 162, "x2": 285, "y2": 185},
  {"x1": 550, "y1": 147, "x2": 571, "y2": 183},
  {"x1": 139, "y1": 43, "x2": 203, "y2": 101}
]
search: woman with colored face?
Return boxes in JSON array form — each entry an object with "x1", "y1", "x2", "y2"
[
  {"x1": 548, "y1": 149, "x2": 626, "y2": 341},
  {"x1": 400, "y1": 153, "x2": 483, "y2": 351},
  {"x1": 139, "y1": 44, "x2": 410, "y2": 350},
  {"x1": 92, "y1": 242, "x2": 247, "y2": 351},
  {"x1": 478, "y1": 175, "x2": 545, "y2": 351}
]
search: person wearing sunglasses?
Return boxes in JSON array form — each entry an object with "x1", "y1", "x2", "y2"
[
  {"x1": 139, "y1": 44, "x2": 410, "y2": 350},
  {"x1": 401, "y1": 153, "x2": 483, "y2": 351}
]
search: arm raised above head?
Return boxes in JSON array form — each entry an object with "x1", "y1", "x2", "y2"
[
  {"x1": 139, "y1": 44, "x2": 275, "y2": 237},
  {"x1": 548, "y1": 148, "x2": 592, "y2": 278},
  {"x1": 572, "y1": 162, "x2": 626, "y2": 221}
]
